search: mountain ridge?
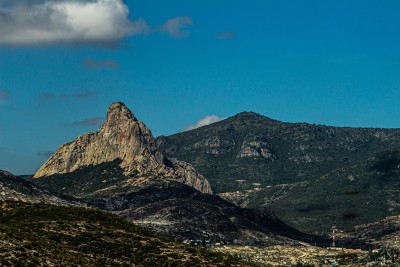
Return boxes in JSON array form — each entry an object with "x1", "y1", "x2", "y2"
[{"x1": 157, "y1": 111, "x2": 400, "y2": 233}]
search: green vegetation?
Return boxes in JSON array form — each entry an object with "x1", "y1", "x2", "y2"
[
  {"x1": 0, "y1": 201, "x2": 257, "y2": 266},
  {"x1": 265, "y1": 149, "x2": 400, "y2": 234}
]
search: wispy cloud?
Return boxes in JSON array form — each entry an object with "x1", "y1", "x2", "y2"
[
  {"x1": 159, "y1": 16, "x2": 193, "y2": 39},
  {"x1": 126, "y1": 16, "x2": 194, "y2": 39},
  {"x1": 69, "y1": 117, "x2": 105, "y2": 127},
  {"x1": 0, "y1": 0, "x2": 136, "y2": 47},
  {"x1": 37, "y1": 150, "x2": 54, "y2": 158},
  {"x1": 131, "y1": 17, "x2": 152, "y2": 36},
  {"x1": 38, "y1": 90, "x2": 95, "y2": 100},
  {"x1": 38, "y1": 92, "x2": 56, "y2": 100},
  {"x1": 72, "y1": 90, "x2": 94, "y2": 99},
  {"x1": 216, "y1": 30, "x2": 236, "y2": 40},
  {"x1": 0, "y1": 90, "x2": 10, "y2": 102},
  {"x1": 84, "y1": 58, "x2": 119, "y2": 69},
  {"x1": 183, "y1": 115, "x2": 225, "y2": 131}
]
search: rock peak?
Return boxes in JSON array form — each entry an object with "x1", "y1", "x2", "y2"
[
  {"x1": 33, "y1": 102, "x2": 213, "y2": 195},
  {"x1": 106, "y1": 102, "x2": 136, "y2": 123}
]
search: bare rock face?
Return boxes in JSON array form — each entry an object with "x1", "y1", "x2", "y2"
[{"x1": 33, "y1": 102, "x2": 212, "y2": 194}]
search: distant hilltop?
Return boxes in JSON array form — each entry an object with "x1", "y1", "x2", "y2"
[{"x1": 157, "y1": 109, "x2": 400, "y2": 234}]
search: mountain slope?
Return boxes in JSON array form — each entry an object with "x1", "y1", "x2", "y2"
[
  {"x1": 33, "y1": 102, "x2": 212, "y2": 195},
  {"x1": 0, "y1": 201, "x2": 256, "y2": 266},
  {"x1": 0, "y1": 170, "x2": 76, "y2": 205},
  {"x1": 33, "y1": 165, "x2": 314, "y2": 243},
  {"x1": 89, "y1": 183, "x2": 315, "y2": 243},
  {"x1": 157, "y1": 112, "x2": 400, "y2": 233},
  {"x1": 241, "y1": 149, "x2": 400, "y2": 234},
  {"x1": 345, "y1": 215, "x2": 400, "y2": 250}
]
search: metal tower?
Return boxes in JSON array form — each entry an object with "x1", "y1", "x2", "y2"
[{"x1": 331, "y1": 224, "x2": 337, "y2": 247}]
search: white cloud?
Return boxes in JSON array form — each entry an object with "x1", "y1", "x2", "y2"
[
  {"x1": 183, "y1": 115, "x2": 224, "y2": 131},
  {"x1": 160, "y1": 16, "x2": 193, "y2": 39},
  {"x1": 0, "y1": 0, "x2": 134, "y2": 46},
  {"x1": 0, "y1": 1, "x2": 194, "y2": 46}
]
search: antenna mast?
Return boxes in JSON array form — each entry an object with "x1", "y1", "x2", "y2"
[{"x1": 331, "y1": 224, "x2": 336, "y2": 247}]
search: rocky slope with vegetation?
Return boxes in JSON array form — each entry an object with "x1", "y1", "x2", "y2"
[
  {"x1": 0, "y1": 201, "x2": 256, "y2": 266},
  {"x1": 157, "y1": 112, "x2": 400, "y2": 233},
  {"x1": 89, "y1": 183, "x2": 315, "y2": 243},
  {"x1": 32, "y1": 163, "x2": 314, "y2": 243},
  {"x1": 344, "y1": 215, "x2": 400, "y2": 250},
  {"x1": 0, "y1": 170, "x2": 76, "y2": 205}
]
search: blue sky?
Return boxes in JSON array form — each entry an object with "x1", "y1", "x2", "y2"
[{"x1": 1, "y1": 0, "x2": 400, "y2": 174}]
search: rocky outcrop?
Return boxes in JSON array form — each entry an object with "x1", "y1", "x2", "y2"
[
  {"x1": 169, "y1": 159, "x2": 213, "y2": 194},
  {"x1": 238, "y1": 138, "x2": 275, "y2": 159},
  {"x1": 33, "y1": 102, "x2": 212, "y2": 194}
]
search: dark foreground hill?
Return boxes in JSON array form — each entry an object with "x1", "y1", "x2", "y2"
[
  {"x1": 157, "y1": 112, "x2": 400, "y2": 233},
  {"x1": 0, "y1": 201, "x2": 257, "y2": 267},
  {"x1": 89, "y1": 183, "x2": 316, "y2": 243}
]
